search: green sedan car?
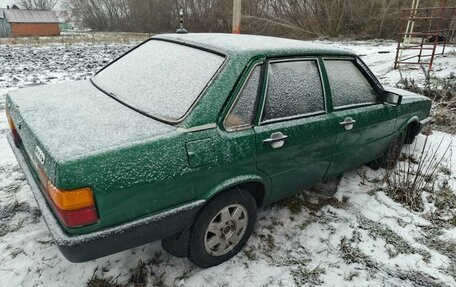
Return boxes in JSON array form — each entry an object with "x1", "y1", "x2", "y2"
[{"x1": 6, "y1": 33, "x2": 431, "y2": 267}]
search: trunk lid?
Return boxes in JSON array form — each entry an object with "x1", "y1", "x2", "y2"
[{"x1": 6, "y1": 80, "x2": 175, "y2": 181}]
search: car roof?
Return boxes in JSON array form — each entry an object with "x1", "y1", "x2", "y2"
[{"x1": 154, "y1": 33, "x2": 356, "y2": 58}]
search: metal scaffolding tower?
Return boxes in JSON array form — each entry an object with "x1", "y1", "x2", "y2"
[{"x1": 394, "y1": 0, "x2": 456, "y2": 71}]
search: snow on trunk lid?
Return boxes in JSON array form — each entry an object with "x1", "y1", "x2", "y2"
[{"x1": 6, "y1": 80, "x2": 175, "y2": 163}]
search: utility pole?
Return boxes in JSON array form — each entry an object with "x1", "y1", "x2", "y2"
[{"x1": 232, "y1": 0, "x2": 241, "y2": 34}]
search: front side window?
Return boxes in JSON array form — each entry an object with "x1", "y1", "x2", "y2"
[
  {"x1": 262, "y1": 60, "x2": 325, "y2": 122},
  {"x1": 93, "y1": 40, "x2": 225, "y2": 122},
  {"x1": 324, "y1": 60, "x2": 379, "y2": 109},
  {"x1": 225, "y1": 65, "x2": 262, "y2": 131}
]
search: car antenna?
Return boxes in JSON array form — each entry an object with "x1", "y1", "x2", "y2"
[{"x1": 176, "y1": 8, "x2": 188, "y2": 34}]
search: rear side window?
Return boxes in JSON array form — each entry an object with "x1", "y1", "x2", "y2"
[
  {"x1": 324, "y1": 60, "x2": 379, "y2": 108},
  {"x1": 225, "y1": 65, "x2": 262, "y2": 130},
  {"x1": 262, "y1": 60, "x2": 325, "y2": 122}
]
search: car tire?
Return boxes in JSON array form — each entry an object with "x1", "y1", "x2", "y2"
[
  {"x1": 404, "y1": 122, "x2": 419, "y2": 144},
  {"x1": 187, "y1": 189, "x2": 257, "y2": 268},
  {"x1": 375, "y1": 132, "x2": 405, "y2": 169}
]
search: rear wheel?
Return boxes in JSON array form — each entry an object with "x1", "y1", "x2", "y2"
[{"x1": 188, "y1": 189, "x2": 257, "y2": 268}]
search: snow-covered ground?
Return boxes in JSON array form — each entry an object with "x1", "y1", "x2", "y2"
[{"x1": 0, "y1": 37, "x2": 455, "y2": 287}]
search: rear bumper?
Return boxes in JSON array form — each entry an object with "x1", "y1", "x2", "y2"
[{"x1": 7, "y1": 132, "x2": 204, "y2": 262}]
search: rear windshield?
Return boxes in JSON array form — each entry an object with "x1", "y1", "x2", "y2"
[{"x1": 93, "y1": 40, "x2": 225, "y2": 122}]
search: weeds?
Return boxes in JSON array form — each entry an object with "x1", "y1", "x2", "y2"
[
  {"x1": 280, "y1": 192, "x2": 349, "y2": 215},
  {"x1": 397, "y1": 70, "x2": 456, "y2": 134},
  {"x1": 129, "y1": 261, "x2": 147, "y2": 287},
  {"x1": 279, "y1": 194, "x2": 307, "y2": 214},
  {"x1": 243, "y1": 248, "x2": 258, "y2": 261},
  {"x1": 397, "y1": 70, "x2": 455, "y2": 102},
  {"x1": 344, "y1": 271, "x2": 360, "y2": 281},
  {"x1": 339, "y1": 237, "x2": 378, "y2": 270},
  {"x1": 427, "y1": 186, "x2": 456, "y2": 227},
  {"x1": 291, "y1": 264, "x2": 325, "y2": 286},
  {"x1": 257, "y1": 232, "x2": 276, "y2": 254},
  {"x1": 418, "y1": 226, "x2": 456, "y2": 286},
  {"x1": 0, "y1": 199, "x2": 30, "y2": 236},
  {"x1": 87, "y1": 275, "x2": 123, "y2": 287},
  {"x1": 357, "y1": 215, "x2": 431, "y2": 262},
  {"x1": 394, "y1": 270, "x2": 448, "y2": 287},
  {"x1": 383, "y1": 136, "x2": 451, "y2": 212},
  {"x1": 338, "y1": 237, "x2": 440, "y2": 285}
]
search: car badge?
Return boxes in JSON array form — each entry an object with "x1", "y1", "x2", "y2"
[{"x1": 35, "y1": 146, "x2": 46, "y2": 165}]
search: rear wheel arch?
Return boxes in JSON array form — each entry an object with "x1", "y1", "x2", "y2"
[
  {"x1": 230, "y1": 181, "x2": 267, "y2": 207},
  {"x1": 205, "y1": 176, "x2": 270, "y2": 208}
]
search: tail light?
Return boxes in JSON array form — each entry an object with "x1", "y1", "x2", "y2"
[
  {"x1": 37, "y1": 166, "x2": 98, "y2": 227},
  {"x1": 5, "y1": 109, "x2": 21, "y2": 146},
  {"x1": 6, "y1": 108, "x2": 98, "y2": 228}
]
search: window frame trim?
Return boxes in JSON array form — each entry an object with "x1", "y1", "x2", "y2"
[
  {"x1": 322, "y1": 57, "x2": 383, "y2": 111},
  {"x1": 259, "y1": 57, "x2": 327, "y2": 126},
  {"x1": 223, "y1": 62, "x2": 263, "y2": 132}
]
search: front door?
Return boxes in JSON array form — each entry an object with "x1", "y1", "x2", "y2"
[
  {"x1": 254, "y1": 58, "x2": 339, "y2": 202},
  {"x1": 322, "y1": 59, "x2": 397, "y2": 178}
]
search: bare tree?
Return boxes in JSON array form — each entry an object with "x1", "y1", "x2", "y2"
[
  {"x1": 17, "y1": 0, "x2": 59, "y2": 10},
  {"x1": 63, "y1": 0, "x2": 430, "y2": 39},
  {"x1": 66, "y1": 0, "x2": 130, "y2": 31}
]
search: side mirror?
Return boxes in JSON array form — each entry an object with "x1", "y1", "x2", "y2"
[{"x1": 384, "y1": 92, "x2": 402, "y2": 106}]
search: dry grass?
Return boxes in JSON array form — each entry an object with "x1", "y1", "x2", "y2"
[
  {"x1": 0, "y1": 199, "x2": 29, "y2": 237},
  {"x1": 427, "y1": 185, "x2": 456, "y2": 227},
  {"x1": 291, "y1": 264, "x2": 325, "y2": 286},
  {"x1": 357, "y1": 215, "x2": 431, "y2": 261},
  {"x1": 339, "y1": 237, "x2": 378, "y2": 270},
  {"x1": 279, "y1": 191, "x2": 349, "y2": 215},
  {"x1": 433, "y1": 107, "x2": 456, "y2": 134},
  {"x1": 128, "y1": 261, "x2": 147, "y2": 287},
  {"x1": 0, "y1": 32, "x2": 150, "y2": 45},
  {"x1": 87, "y1": 276, "x2": 124, "y2": 287},
  {"x1": 383, "y1": 136, "x2": 451, "y2": 212},
  {"x1": 398, "y1": 71, "x2": 456, "y2": 134}
]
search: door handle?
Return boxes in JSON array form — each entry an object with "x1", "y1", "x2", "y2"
[
  {"x1": 339, "y1": 117, "x2": 356, "y2": 131},
  {"x1": 263, "y1": 132, "x2": 288, "y2": 149}
]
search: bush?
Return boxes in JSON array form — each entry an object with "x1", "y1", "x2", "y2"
[
  {"x1": 397, "y1": 71, "x2": 456, "y2": 134},
  {"x1": 382, "y1": 136, "x2": 451, "y2": 212}
]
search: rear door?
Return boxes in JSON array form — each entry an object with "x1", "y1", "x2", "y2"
[
  {"x1": 254, "y1": 58, "x2": 339, "y2": 202},
  {"x1": 322, "y1": 58, "x2": 397, "y2": 178}
]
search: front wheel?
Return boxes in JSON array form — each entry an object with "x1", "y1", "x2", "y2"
[
  {"x1": 188, "y1": 189, "x2": 257, "y2": 268},
  {"x1": 368, "y1": 133, "x2": 405, "y2": 170}
]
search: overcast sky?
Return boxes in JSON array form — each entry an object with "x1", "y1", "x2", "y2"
[{"x1": 1, "y1": 0, "x2": 65, "y2": 10}]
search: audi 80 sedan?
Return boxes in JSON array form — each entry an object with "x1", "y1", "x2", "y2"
[{"x1": 6, "y1": 33, "x2": 431, "y2": 267}]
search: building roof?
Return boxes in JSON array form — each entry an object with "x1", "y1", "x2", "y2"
[
  {"x1": 155, "y1": 33, "x2": 356, "y2": 58},
  {"x1": 2, "y1": 9, "x2": 59, "y2": 23}
]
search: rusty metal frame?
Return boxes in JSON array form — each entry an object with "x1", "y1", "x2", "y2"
[{"x1": 394, "y1": 1, "x2": 456, "y2": 71}]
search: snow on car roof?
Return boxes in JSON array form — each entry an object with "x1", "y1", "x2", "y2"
[{"x1": 155, "y1": 33, "x2": 356, "y2": 58}]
